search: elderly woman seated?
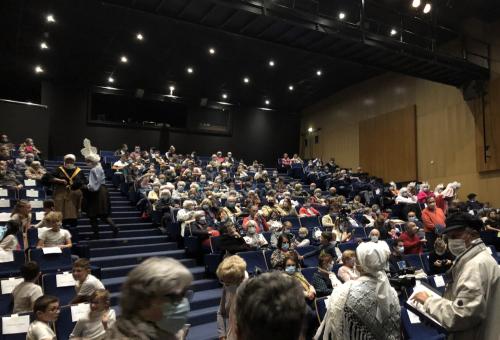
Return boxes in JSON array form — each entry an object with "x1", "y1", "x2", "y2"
[
  {"x1": 337, "y1": 249, "x2": 360, "y2": 282},
  {"x1": 243, "y1": 220, "x2": 268, "y2": 249},
  {"x1": 105, "y1": 257, "x2": 193, "y2": 339},
  {"x1": 19, "y1": 138, "x2": 41, "y2": 159},
  {"x1": 25, "y1": 161, "x2": 46, "y2": 180}
]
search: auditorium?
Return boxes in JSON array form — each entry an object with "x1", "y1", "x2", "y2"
[{"x1": 1, "y1": 0, "x2": 499, "y2": 339}]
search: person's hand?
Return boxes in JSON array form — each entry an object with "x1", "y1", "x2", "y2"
[
  {"x1": 434, "y1": 260, "x2": 442, "y2": 267},
  {"x1": 420, "y1": 238, "x2": 427, "y2": 243},
  {"x1": 17, "y1": 184, "x2": 23, "y2": 189},
  {"x1": 412, "y1": 291, "x2": 430, "y2": 304},
  {"x1": 298, "y1": 255, "x2": 304, "y2": 260},
  {"x1": 306, "y1": 290, "x2": 315, "y2": 300}
]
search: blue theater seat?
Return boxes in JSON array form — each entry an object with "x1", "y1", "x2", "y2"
[
  {"x1": 55, "y1": 304, "x2": 81, "y2": 340},
  {"x1": 42, "y1": 273, "x2": 76, "y2": 306},
  {"x1": 300, "y1": 216, "x2": 320, "y2": 229},
  {"x1": 301, "y1": 267, "x2": 317, "y2": 284},
  {"x1": 401, "y1": 306, "x2": 446, "y2": 340},
  {"x1": 282, "y1": 216, "x2": 301, "y2": 228},
  {"x1": 352, "y1": 227, "x2": 366, "y2": 239},
  {"x1": 404, "y1": 254, "x2": 424, "y2": 271},
  {"x1": 314, "y1": 296, "x2": 328, "y2": 323},
  {"x1": 0, "y1": 251, "x2": 25, "y2": 278},
  {"x1": 237, "y1": 251, "x2": 267, "y2": 275},
  {"x1": 28, "y1": 248, "x2": 72, "y2": 272},
  {"x1": 338, "y1": 242, "x2": 358, "y2": 253}
]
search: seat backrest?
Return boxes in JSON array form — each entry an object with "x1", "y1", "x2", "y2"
[
  {"x1": 42, "y1": 272, "x2": 76, "y2": 306},
  {"x1": 28, "y1": 248, "x2": 72, "y2": 271},
  {"x1": 282, "y1": 216, "x2": 301, "y2": 228},
  {"x1": 404, "y1": 254, "x2": 424, "y2": 270},
  {"x1": 301, "y1": 267, "x2": 317, "y2": 284},
  {"x1": 338, "y1": 242, "x2": 358, "y2": 253},
  {"x1": 300, "y1": 216, "x2": 320, "y2": 229},
  {"x1": 352, "y1": 227, "x2": 366, "y2": 239},
  {"x1": 236, "y1": 251, "x2": 267, "y2": 274},
  {"x1": 420, "y1": 253, "x2": 431, "y2": 274},
  {"x1": 55, "y1": 304, "x2": 90, "y2": 340},
  {"x1": 0, "y1": 251, "x2": 25, "y2": 278},
  {"x1": 314, "y1": 296, "x2": 328, "y2": 323},
  {"x1": 0, "y1": 312, "x2": 33, "y2": 340}
]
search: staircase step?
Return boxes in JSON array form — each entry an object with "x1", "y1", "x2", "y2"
[
  {"x1": 91, "y1": 249, "x2": 185, "y2": 267},
  {"x1": 79, "y1": 217, "x2": 143, "y2": 224},
  {"x1": 109, "y1": 211, "x2": 142, "y2": 218},
  {"x1": 190, "y1": 288, "x2": 222, "y2": 310},
  {"x1": 79, "y1": 228, "x2": 161, "y2": 239},
  {"x1": 90, "y1": 242, "x2": 177, "y2": 257},
  {"x1": 80, "y1": 235, "x2": 170, "y2": 248},
  {"x1": 187, "y1": 306, "x2": 218, "y2": 326},
  {"x1": 187, "y1": 322, "x2": 218, "y2": 340},
  {"x1": 101, "y1": 264, "x2": 206, "y2": 280},
  {"x1": 77, "y1": 222, "x2": 153, "y2": 233}
]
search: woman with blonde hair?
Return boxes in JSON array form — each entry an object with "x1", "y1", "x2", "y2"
[
  {"x1": 216, "y1": 255, "x2": 248, "y2": 340},
  {"x1": 337, "y1": 250, "x2": 360, "y2": 283}
]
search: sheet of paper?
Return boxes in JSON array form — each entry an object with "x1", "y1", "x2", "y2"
[
  {"x1": 2, "y1": 314, "x2": 30, "y2": 334},
  {"x1": 24, "y1": 179, "x2": 36, "y2": 187},
  {"x1": 35, "y1": 211, "x2": 45, "y2": 221},
  {"x1": 497, "y1": 231, "x2": 500, "y2": 238},
  {"x1": 407, "y1": 309, "x2": 421, "y2": 324},
  {"x1": 26, "y1": 189, "x2": 39, "y2": 198},
  {"x1": 42, "y1": 247, "x2": 62, "y2": 254},
  {"x1": 0, "y1": 212, "x2": 10, "y2": 222},
  {"x1": 0, "y1": 250, "x2": 14, "y2": 263},
  {"x1": 56, "y1": 272, "x2": 76, "y2": 287},
  {"x1": 30, "y1": 200, "x2": 43, "y2": 209},
  {"x1": 0, "y1": 199, "x2": 10, "y2": 208},
  {"x1": 407, "y1": 284, "x2": 442, "y2": 326},
  {"x1": 433, "y1": 275, "x2": 445, "y2": 288},
  {"x1": 0, "y1": 188, "x2": 7, "y2": 197},
  {"x1": 1, "y1": 277, "x2": 23, "y2": 294},
  {"x1": 71, "y1": 303, "x2": 90, "y2": 322}
]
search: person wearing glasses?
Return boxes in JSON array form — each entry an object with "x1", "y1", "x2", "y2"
[{"x1": 104, "y1": 257, "x2": 193, "y2": 340}]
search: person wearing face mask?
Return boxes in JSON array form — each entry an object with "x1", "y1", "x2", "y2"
[
  {"x1": 302, "y1": 231, "x2": 339, "y2": 262},
  {"x1": 368, "y1": 229, "x2": 381, "y2": 243},
  {"x1": 270, "y1": 234, "x2": 300, "y2": 270},
  {"x1": 216, "y1": 255, "x2": 248, "y2": 340},
  {"x1": 337, "y1": 250, "x2": 360, "y2": 282},
  {"x1": 243, "y1": 220, "x2": 269, "y2": 249},
  {"x1": 412, "y1": 212, "x2": 499, "y2": 340},
  {"x1": 298, "y1": 198, "x2": 320, "y2": 217},
  {"x1": 284, "y1": 253, "x2": 316, "y2": 302},
  {"x1": 222, "y1": 196, "x2": 242, "y2": 221},
  {"x1": 406, "y1": 211, "x2": 423, "y2": 228},
  {"x1": 218, "y1": 223, "x2": 253, "y2": 255},
  {"x1": 242, "y1": 205, "x2": 268, "y2": 233},
  {"x1": 388, "y1": 239, "x2": 411, "y2": 275},
  {"x1": 399, "y1": 222, "x2": 426, "y2": 254},
  {"x1": 104, "y1": 257, "x2": 193, "y2": 340},
  {"x1": 312, "y1": 254, "x2": 341, "y2": 297},
  {"x1": 428, "y1": 238, "x2": 454, "y2": 275},
  {"x1": 293, "y1": 227, "x2": 311, "y2": 248},
  {"x1": 42, "y1": 154, "x2": 86, "y2": 229},
  {"x1": 421, "y1": 196, "x2": 445, "y2": 251}
]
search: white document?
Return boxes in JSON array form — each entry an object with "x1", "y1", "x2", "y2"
[
  {"x1": 30, "y1": 200, "x2": 43, "y2": 209},
  {"x1": 433, "y1": 275, "x2": 445, "y2": 288},
  {"x1": 0, "y1": 250, "x2": 14, "y2": 263},
  {"x1": 0, "y1": 188, "x2": 7, "y2": 197},
  {"x1": 407, "y1": 284, "x2": 442, "y2": 326},
  {"x1": 0, "y1": 212, "x2": 10, "y2": 222},
  {"x1": 26, "y1": 189, "x2": 39, "y2": 198},
  {"x1": 35, "y1": 211, "x2": 45, "y2": 221},
  {"x1": 71, "y1": 303, "x2": 90, "y2": 322},
  {"x1": 42, "y1": 247, "x2": 62, "y2": 254},
  {"x1": 24, "y1": 179, "x2": 36, "y2": 187},
  {"x1": 1, "y1": 277, "x2": 23, "y2": 294},
  {"x1": 2, "y1": 314, "x2": 30, "y2": 334},
  {"x1": 407, "y1": 309, "x2": 421, "y2": 324},
  {"x1": 0, "y1": 199, "x2": 10, "y2": 208},
  {"x1": 56, "y1": 272, "x2": 76, "y2": 287}
]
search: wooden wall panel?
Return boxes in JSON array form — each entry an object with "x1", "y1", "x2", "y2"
[{"x1": 359, "y1": 106, "x2": 417, "y2": 182}]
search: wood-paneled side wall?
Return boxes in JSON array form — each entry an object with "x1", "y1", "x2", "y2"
[{"x1": 359, "y1": 106, "x2": 417, "y2": 182}]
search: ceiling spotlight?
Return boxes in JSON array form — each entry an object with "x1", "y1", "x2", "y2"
[
  {"x1": 265, "y1": 99, "x2": 270, "y2": 105},
  {"x1": 187, "y1": 67, "x2": 194, "y2": 74},
  {"x1": 209, "y1": 47, "x2": 216, "y2": 55},
  {"x1": 338, "y1": 12, "x2": 346, "y2": 20},
  {"x1": 288, "y1": 85, "x2": 294, "y2": 91},
  {"x1": 243, "y1": 77, "x2": 250, "y2": 84},
  {"x1": 308, "y1": 127, "x2": 313, "y2": 133},
  {"x1": 423, "y1": 3, "x2": 431, "y2": 13},
  {"x1": 222, "y1": 93, "x2": 228, "y2": 99},
  {"x1": 46, "y1": 14, "x2": 55, "y2": 23},
  {"x1": 316, "y1": 70, "x2": 322, "y2": 76},
  {"x1": 390, "y1": 28, "x2": 398, "y2": 36},
  {"x1": 120, "y1": 56, "x2": 128, "y2": 63},
  {"x1": 34, "y1": 65, "x2": 44, "y2": 74},
  {"x1": 40, "y1": 42, "x2": 48, "y2": 50},
  {"x1": 412, "y1": 0, "x2": 421, "y2": 8},
  {"x1": 108, "y1": 76, "x2": 114, "y2": 83},
  {"x1": 136, "y1": 33, "x2": 144, "y2": 41},
  {"x1": 268, "y1": 60, "x2": 275, "y2": 67}
]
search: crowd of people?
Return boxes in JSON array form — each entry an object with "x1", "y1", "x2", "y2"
[{"x1": 1, "y1": 136, "x2": 499, "y2": 339}]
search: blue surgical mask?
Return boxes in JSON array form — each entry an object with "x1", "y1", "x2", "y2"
[
  {"x1": 156, "y1": 297, "x2": 190, "y2": 334},
  {"x1": 397, "y1": 246, "x2": 405, "y2": 253},
  {"x1": 281, "y1": 243, "x2": 289, "y2": 251},
  {"x1": 285, "y1": 265, "x2": 296, "y2": 275}
]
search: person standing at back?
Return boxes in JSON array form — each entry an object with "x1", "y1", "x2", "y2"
[{"x1": 421, "y1": 196, "x2": 445, "y2": 251}]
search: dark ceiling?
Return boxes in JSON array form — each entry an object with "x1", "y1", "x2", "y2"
[{"x1": 0, "y1": 0, "x2": 498, "y2": 111}]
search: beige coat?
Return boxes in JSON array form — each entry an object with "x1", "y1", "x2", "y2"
[{"x1": 424, "y1": 239, "x2": 500, "y2": 340}]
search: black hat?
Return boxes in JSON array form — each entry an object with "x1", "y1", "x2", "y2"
[
  {"x1": 443, "y1": 212, "x2": 483, "y2": 234},
  {"x1": 467, "y1": 193, "x2": 477, "y2": 200}
]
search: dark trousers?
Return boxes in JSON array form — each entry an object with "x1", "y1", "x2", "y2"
[{"x1": 89, "y1": 216, "x2": 117, "y2": 236}]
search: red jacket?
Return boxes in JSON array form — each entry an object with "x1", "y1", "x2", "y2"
[
  {"x1": 421, "y1": 207, "x2": 446, "y2": 233},
  {"x1": 242, "y1": 215, "x2": 269, "y2": 233},
  {"x1": 400, "y1": 232, "x2": 423, "y2": 254},
  {"x1": 299, "y1": 206, "x2": 320, "y2": 217}
]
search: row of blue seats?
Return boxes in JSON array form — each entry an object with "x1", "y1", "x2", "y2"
[
  {"x1": 0, "y1": 187, "x2": 47, "y2": 201},
  {"x1": 0, "y1": 249, "x2": 73, "y2": 278}
]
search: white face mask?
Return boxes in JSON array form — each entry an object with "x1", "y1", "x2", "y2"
[
  {"x1": 448, "y1": 238, "x2": 467, "y2": 257},
  {"x1": 370, "y1": 236, "x2": 379, "y2": 243}
]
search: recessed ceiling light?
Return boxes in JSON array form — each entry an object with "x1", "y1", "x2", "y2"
[
  {"x1": 288, "y1": 85, "x2": 294, "y2": 91},
  {"x1": 46, "y1": 14, "x2": 55, "y2": 23},
  {"x1": 316, "y1": 70, "x2": 322, "y2": 76},
  {"x1": 187, "y1": 67, "x2": 194, "y2": 74},
  {"x1": 412, "y1": 0, "x2": 421, "y2": 8},
  {"x1": 423, "y1": 3, "x2": 431, "y2": 13},
  {"x1": 338, "y1": 12, "x2": 346, "y2": 20},
  {"x1": 34, "y1": 65, "x2": 44, "y2": 74},
  {"x1": 222, "y1": 93, "x2": 228, "y2": 99},
  {"x1": 108, "y1": 76, "x2": 114, "y2": 83},
  {"x1": 209, "y1": 47, "x2": 216, "y2": 55},
  {"x1": 40, "y1": 42, "x2": 48, "y2": 50},
  {"x1": 265, "y1": 99, "x2": 270, "y2": 105},
  {"x1": 120, "y1": 56, "x2": 128, "y2": 63},
  {"x1": 308, "y1": 127, "x2": 313, "y2": 133},
  {"x1": 390, "y1": 28, "x2": 398, "y2": 36},
  {"x1": 243, "y1": 77, "x2": 250, "y2": 84},
  {"x1": 136, "y1": 33, "x2": 144, "y2": 41},
  {"x1": 268, "y1": 60, "x2": 275, "y2": 67}
]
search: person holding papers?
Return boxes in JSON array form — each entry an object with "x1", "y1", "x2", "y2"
[
  {"x1": 12, "y1": 261, "x2": 43, "y2": 313},
  {"x1": 412, "y1": 213, "x2": 500, "y2": 340},
  {"x1": 36, "y1": 211, "x2": 72, "y2": 249},
  {"x1": 26, "y1": 295, "x2": 60, "y2": 340}
]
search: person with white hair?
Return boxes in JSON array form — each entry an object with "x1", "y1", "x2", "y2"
[
  {"x1": 81, "y1": 139, "x2": 119, "y2": 239},
  {"x1": 416, "y1": 182, "x2": 434, "y2": 203},
  {"x1": 42, "y1": 153, "x2": 86, "y2": 228},
  {"x1": 315, "y1": 241, "x2": 400, "y2": 340},
  {"x1": 243, "y1": 220, "x2": 269, "y2": 249},
  {"x1": 104, "y1": 257, "x2": 193, "y2": 340},
  {"x1": 176, "y1": 200, "x2": 197, "y2": 237},
  {"x1": 25, "y1": 160, "x2": 46, "y2": 180},
  {"x1": 395, "y1": 187, "x2": 417, "y2": 205}
]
